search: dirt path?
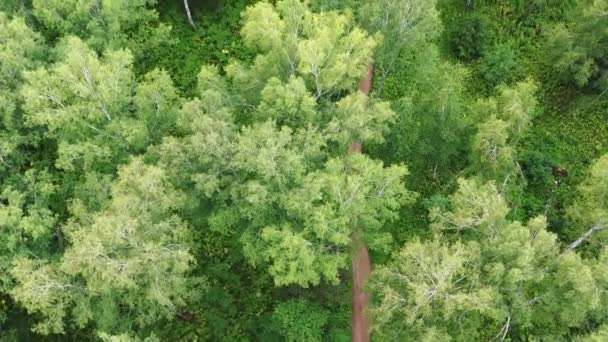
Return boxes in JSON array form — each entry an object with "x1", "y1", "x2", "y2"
[
  {"x1": 351, "y1": 233, "x2": 371, "y2": 342},
  {"x1": 350, "y1": 64, "x2": 374, "y2": 342}
]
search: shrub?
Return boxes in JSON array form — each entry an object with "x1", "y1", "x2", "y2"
[
  {"x1": 271, "y1": 299, "x2": 329, "y2": 342},
  {"x1": 478, "y1": 43, "x2": 521, "y2": 89},
  {"x1": 447, "y1": 14, "x2": 491, "y2": 61}
]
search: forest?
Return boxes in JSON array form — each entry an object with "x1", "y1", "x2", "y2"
[{"x1": 0, "y1": 0, "x2": 607, "y2": 341}]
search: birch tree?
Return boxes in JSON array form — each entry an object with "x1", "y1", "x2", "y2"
[
  {"x1": 546, "y1": 0, "x2": 608, "y2": 91},
  {"x1": 31, "y1": 0, "x2": 170, "y2": 61},
  {"x1": 372, "y1": 177, "x2": 606, "y2": 340},
  {"x1": 149, "y1": 0, "x2": 413, "y2": 287},
  {"x1": 21, "y1": 37, "x2": 181, "y2": 174},
  {"x1": 360, "y1": 0, "x2": 440, "y2": 95},
  {"x1": 10, "y1": 158, "x2": 198, "y2": 335},
  {"x1": 567, "y1": 154, "x2": 608, "y2": 252}
]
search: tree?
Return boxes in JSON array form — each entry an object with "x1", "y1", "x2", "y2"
[
  {"x1": 271, "y1": 299, "x2": 328, "y2": 342},
  {"x1": 31, "y1": 0, "x2": 171, "y2": 62},
  {"x1": 567, "y1": 154, "x2": 608, "y2": 253},
  {"x1": 0, "y1": 13, "x2": 46, "y2": 173},
  {"x1": 378, "y1": 45, "x2": 471, "y2": 177},
  {"x1": 447, "y1": 13, "x2": 491, "y2": 61},
  {"x1": 359, "y1": 0, "x2": 440, "y2": 95},
  {"x1": 231, "y1": 0, "x2": 377, "y2": 103},
  {"x1": 0, "y1": 13, "x2": 54, "y2": 332},
  {"x1": 21, "y1": 37, "x2": 181, "y2": 175},
  {"x1": 478, "y1": 43, "x2": 522, "y2": 91},
  {"x1": 545, "y1": 0, "x2": 608, "y2": 91},
  {"x1": 6, "y1": 35, "x2": 186, "y2": 336},
  {"x1": 148, "y1": 0, "x2": 414, "y2": 288},
  {"x1": 470, "y1": 80, "x2": 538, "y2": 181},
  {"x1": 10, "y1": 158, "x2": 198, "y2": 335},
  {"x1": 371, "y1": 177, "x2": 607, "y2": 340}
]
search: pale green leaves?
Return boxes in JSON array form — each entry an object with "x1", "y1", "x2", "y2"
[
  {"x1": 0, "y1": 14, "x2": 44, "y2": 88},
  {"x1": 241, "y1": 2, "x2": 286, "y2": 52},
  {"x1": 471, "y1": 80, "x2": 538, "y2": 178},
  {"x1": 234, "y1": 122, "x2": 305, "y2": 184},
  {"x1": 472, "y1": 117, "x2": 515, "y2": 173},
  {"x1": 22, "y1": 37, "x2": 180, "y2": 172},
  {"x1": 11, "y1": 159, "x2": 196, "y2": 334},
  {"x1": 545, "y1": 0, "x2": 608, "y2": 90},
  {"x1": 371, "y1": 238, "x2": 495, "y2": 340},
  {"x1": 0, "y1": 13, "x2": 45, "y2": 135},
  {"x1": 569, "y1": 154, "x2": 608, "y2": 227},
  {"x1": 243, "y1": 154, "x2": 410, "y2": 287},
  {"x1": 258, "y1": 76, "x2": 317, "y2": 127},
  {"x1": 259, "y1": 225, "x2": 335, "y2": 287},
  {"x1": 375, "y1": 175, "x2": 607, "y2": 339},
  {"x1": 475, "y1": 79, "x2": 538, "y2": 137},
  {"x1": 10, "y1": 259, "x2": 75, "y2": 334},
  {"x1": 149, "y1": 0, "x2": 406, "y2": 290},
  {"x1": 296, "y1": 11, "x2": 376, "y2": 97},
  {"x1": 326, "y1": 92, "x2": 394, "y2": 146},
  {"x1": 31, "y1": 0, "x2": 90, "y2": 34},
  {"x1": 23, "y1": 37, "x2": 133, "y2": 129},
  {"x1": 361, "y1": 0, "x2": 440, "y2": 76},
  {"x1": 0, "y1": 169, "x2": 56, "y2": 261},
  {"x1": 567, "y1": 154, "x2": 608, "y2": 252},
  {"x1": 237, "y1": 0, "x2": 377, "y2": 99},
  {"x1": 32, "y1": 0, "x2": 169, "y2": 60},
  {"x1": 431, "y1": 178, "x2": 509, "y2": 235},
  {"x1": 135, "y1": 69, "x2": 182, "y2": 143}
]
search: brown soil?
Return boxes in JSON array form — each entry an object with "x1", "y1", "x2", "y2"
[
  {"x1": 351, "y1": 237, "x2": 371, "y2": 342},
  {"x1": 359, "y1": 64, "x2": 374, "y2": 97},
  {"x1": 350, "y1": 64, "x2": 375, "y2": 342}
]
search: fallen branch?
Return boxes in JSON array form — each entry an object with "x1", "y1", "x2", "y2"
[{"x1": 567, "y1": 223, "x2": 605, "y2": 250}]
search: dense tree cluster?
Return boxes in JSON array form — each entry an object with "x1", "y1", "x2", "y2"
[{"x1": 0, "y1": 0, "x2": 606, "y2": 340}]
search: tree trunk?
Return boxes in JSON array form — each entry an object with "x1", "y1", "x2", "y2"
[{"x1": 184, "y1": 0, "x2": 196, "y2": 30}]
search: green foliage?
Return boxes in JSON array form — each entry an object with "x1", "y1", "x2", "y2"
[
  {"x1": 478, "y1": 43, "x2": 522, "y2": 90},
  {"x1": 21, "y1": 36, "x2": 181, "y2": 174},
  {"x1": 545, "y1": 0, "x2": 608, "y2": 91},
  {"x1": 11, "y1": 158, "x2": 198, "y2": 335},
  {"x1": 145, "y1": 0, "x2": 413, "y2": 289},
  {"x1": 1, "y1": 0, "x2": 607, "y2": 340},
  {"x1": 376, "y1": 45, "x2": 472, "y2": 174},
  {"x1": 141, "y1": 0, "x2": 254, "y2": 96},
  {"x1": 271, "y1": 299, "x2": 328, "y2": 342},
  {"x1": 360, "y1": 0, "x2": 440, "y2": 86},
  {"x1": 233, "y1": 0, "x2": 377, "y2": 101},
  {"x1": 469, "y1": 80, "x2": 538, "y2": 182},
  {"x1": 0, "y1": 13, "x2": 46, "y2": 170},
  {"x1": 447, "y1": 14, "x2": 491, "y2": 61},
  {"x1": 567, "y1": 154, "x2": 608, "y2": 253},
  {"x1": 372, "y1": 177, "x2": 608, "y2": 340},
  {"x1": 31, "y1": 0, "x2": 171, "y2": 63}
]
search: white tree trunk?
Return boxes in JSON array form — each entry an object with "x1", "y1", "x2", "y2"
[
  {"x1": 568, "y1": 223, "x2": 605, "y2": 250},
  {"x1": 184, "y1": 0, "x2": 196, "y2": 30}
]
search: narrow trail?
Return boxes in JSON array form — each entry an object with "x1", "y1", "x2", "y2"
[{"x1": 350, "y1": 64, "x2": 374, "y2": 342}]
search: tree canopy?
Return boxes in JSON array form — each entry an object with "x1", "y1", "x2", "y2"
[{"x1": 0, "y1": 0, "x2": 607, "y2": 340}]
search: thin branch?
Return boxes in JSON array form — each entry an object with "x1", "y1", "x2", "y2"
[{"x1": 492, "y1": 315, "x2": 511, "y2": 341}]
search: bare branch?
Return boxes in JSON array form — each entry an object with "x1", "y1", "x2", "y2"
[{"x1": 567, "y1": 223, "x2": 605, "y2": 250}]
